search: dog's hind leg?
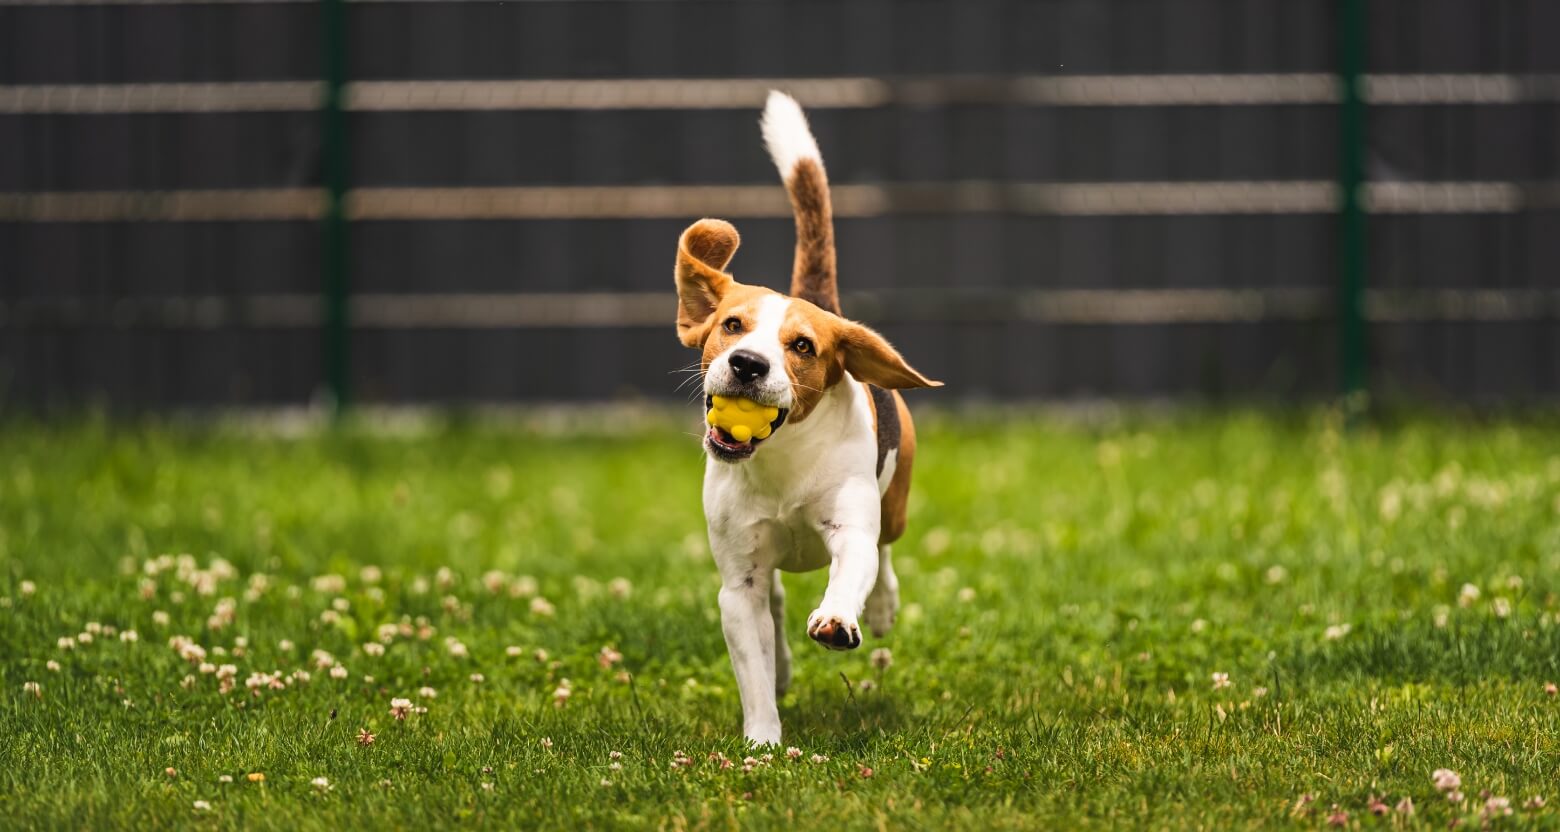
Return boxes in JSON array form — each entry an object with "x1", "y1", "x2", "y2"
[
  {"x1": 863, "y1": 544, "x2": 898, "y2": 638},
  {"x1": 770, "y1": 572, "x2": 792, "y2": 697}
]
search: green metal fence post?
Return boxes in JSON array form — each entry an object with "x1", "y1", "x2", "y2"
[
  {"x1": 321, "y1": 0, "x2": 350, "y2": 415},
  {"x1": 1338, "y1": 0, "x2": 1368, "y2": 401}
]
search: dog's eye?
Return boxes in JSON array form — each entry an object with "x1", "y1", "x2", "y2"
[
  {"x1": 792, "y1": 337, "x2": 813, "y2": 355},
  {"x1": 723, "y1": 318, "x2": 743, "y2": 334}
]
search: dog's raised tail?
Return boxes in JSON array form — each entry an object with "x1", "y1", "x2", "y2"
[{"x1": 761, "y1": 91, "x2": 839, "y2": 315}]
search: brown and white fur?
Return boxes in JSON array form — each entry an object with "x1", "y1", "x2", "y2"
[{"x1": 674, "y1": 92, "x2": 941, "y2": 744}]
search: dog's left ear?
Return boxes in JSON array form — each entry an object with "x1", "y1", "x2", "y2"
[
  {"x1": 840, "y1": 322, "x2": 943, "y2": 390},
  {"x1": 675, "y1": 219, "x2": 740, "y2": 348}
]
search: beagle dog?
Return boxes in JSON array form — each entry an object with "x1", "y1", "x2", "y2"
[{"x1": 673, "y1": 92, "x2": 941, "y2": 744}]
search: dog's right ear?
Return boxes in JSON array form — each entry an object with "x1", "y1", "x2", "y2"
[{"x1": 675, "y1": 219, "x2": 740, "y2": 348}]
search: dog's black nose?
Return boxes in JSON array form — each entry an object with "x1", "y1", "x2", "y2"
[{"x1": 728, "y1": 350, "x2": 770, "y2": 384}]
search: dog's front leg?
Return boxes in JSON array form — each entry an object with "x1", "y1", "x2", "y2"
[
  {"x1": 806, "y1": 481, "x2": 881, "y2": 651},
  {"x1": 713, "y1": 551, "x2": 782, "y2": 745}
]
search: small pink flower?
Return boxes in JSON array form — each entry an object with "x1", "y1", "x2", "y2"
[
  {"x1": 1432, "y1": 769, "x2": 1462, "y2": 792},
  {"x1": 1325, "y1": 806, "x2": 1348, "y2": 826}
]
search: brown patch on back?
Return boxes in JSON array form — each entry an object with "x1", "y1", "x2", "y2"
[{"x1": 879, "y1": 390, "x2": 916, "y2": 544}]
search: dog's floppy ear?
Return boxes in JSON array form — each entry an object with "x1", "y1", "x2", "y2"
[
  {"x1": 839, "y1": 321, "x2": 943, "y2": 390},
  {"x1": 675, "y1": 219, "x2": 740, "y2": 348}
]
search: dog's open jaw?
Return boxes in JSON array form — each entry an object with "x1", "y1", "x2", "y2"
[{"x1": 704, "y1": 396, "x2": 789, "y2": 462}]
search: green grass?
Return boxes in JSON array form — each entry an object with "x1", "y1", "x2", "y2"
[{"x1": 4, "y1": 408, "x2": 1560, "y2": 829}]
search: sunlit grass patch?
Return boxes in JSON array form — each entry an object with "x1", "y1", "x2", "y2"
[{"x1": 2, "y1": 410, "x2": 1559, "y2": 829}]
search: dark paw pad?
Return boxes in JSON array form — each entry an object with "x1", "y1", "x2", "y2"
[{"x1": 808, "y1": 617, "x2": 861, "y2": 651}]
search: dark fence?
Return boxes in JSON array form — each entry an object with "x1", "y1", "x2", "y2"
[{"x1": 2, "y1": 0, "x2": 1557, "y2": 408}]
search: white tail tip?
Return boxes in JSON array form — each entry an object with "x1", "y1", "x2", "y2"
[{"x1": 760, "y1": 90, "x2": 821, "y2": 177}]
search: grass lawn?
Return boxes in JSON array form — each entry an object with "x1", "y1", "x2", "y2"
[{"x1": 3, "y1": 408, "x2": 1560, "y2": 829}]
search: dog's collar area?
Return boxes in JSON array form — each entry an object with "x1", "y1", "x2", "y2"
[{"x1": 705, "y1": 394, "x2": 788, "y2": 461}]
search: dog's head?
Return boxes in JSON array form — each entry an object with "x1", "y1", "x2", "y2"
[{"x1": 675, "y1": 219, "x2": 940, "y2": 463}]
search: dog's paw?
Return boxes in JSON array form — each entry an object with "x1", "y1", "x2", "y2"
[
  {"x1": 862, "y1": 589, "x2": 897, "y2": 638},
  {"x1": 745, "y1": 723, "x2": 782, "y2": 747},
  {"x1": 806, "y1": 608, "x2": 862, "y2": 651}
]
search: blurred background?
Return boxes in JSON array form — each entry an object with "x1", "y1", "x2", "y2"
[{"x1": 1, "y1": 0, "x2": 1556, "y2": 411}]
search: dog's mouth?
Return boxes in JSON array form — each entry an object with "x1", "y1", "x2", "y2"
[{"x1": 704, "y1": 394, "x2": 788, "y2": 462}]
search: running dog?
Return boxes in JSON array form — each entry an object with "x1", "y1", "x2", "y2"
[{"x1": 672, "y1": 91, "x2": 941, "y2": 744}]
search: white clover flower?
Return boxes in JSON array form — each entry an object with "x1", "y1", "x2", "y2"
[
  {"x1": 505, "y1": 645, "x2": 523, "y2": 658},
  {"x1": 1324, "y1": 623, "x2": 1351, "y2": 641},
  {"x1": 1492, "y1": 597, "x2": 1512, "y2": 618},
  {"x1": 363, "y1": 642, "x2": 385, "y2": 657},
  {"x1": 57, "y1": 637, "x2": 76, "y2": 651},
  {"x1": 608, "y1": 578, "x2": 633, "y2": 599},
  {"x1": 311, "y1": 776, "x2": 332, "y2": 792},
  {"x1": 329, "y1": 666, "x2": 349, "y2": 680},
  {"x1": 46, "y1": 660, "x2": 60, "y2": 673},
  {"x1": 418, "y1": 686, "x2": 437, "y2": 699},
  {"x1": 469, "y1": 673, "x2": 485, "y2": 684},
  {"x1": 152, "y1": 611, "x2": 171, "y2": 627},
  {"x1": 1211, "y1": 672, "x2": 1231, "y2": 690},
  {"x1": 120, "y1": 630, "x2": 139, "y2": 643},
  {"x1": 1432, "y1": 769, "x2": 1461, "y2": 792},
  {"x1": 869, "y1": 648, "x2": 893, "y2": 670},
  {"x1": 1458, "y1": 583, "x2": 1481, "y2": 607},
  {"x1": 23, "y1": 681, "x2": 41, "y2": 699},
  {"x1": 193, "y1": 800, "x2": 212, "y2": 812},
  {"x1": 529, "y1": 597, "x2": 556, "y2": 617},
  {"x1": 510, "y1": 576, "x2": 539, "y2": 598},
  {"x1": 786, "y1": 747, "x2": 802, "y2": 760},
  {"x1": 389, "y1": 698, "x2": 413, "y2": 720}
]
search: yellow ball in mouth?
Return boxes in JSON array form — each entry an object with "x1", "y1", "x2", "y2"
[{"x1": 707, "y1": 395, "x2": 781, "y2": 443}]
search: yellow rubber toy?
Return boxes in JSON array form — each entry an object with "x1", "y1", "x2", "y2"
[{"x1": 707, "y1": 395, "x2": 780, "y2": 443}]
